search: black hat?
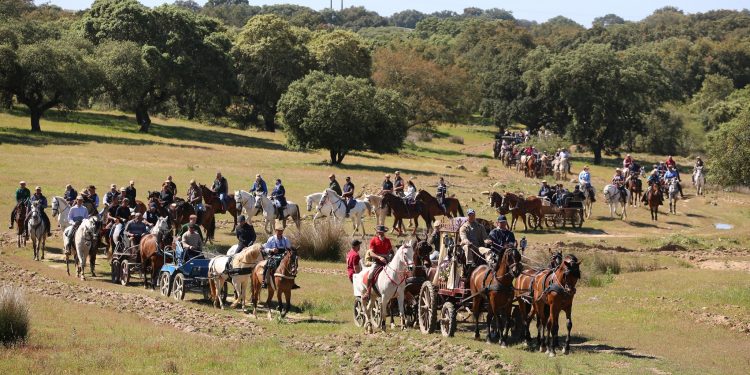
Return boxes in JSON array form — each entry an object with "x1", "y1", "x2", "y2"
[
  {"x1": 351, "y1": 239, "x2": 362, "y2": 247},
  {"x1": 497, "y1": 215, "x2": 508, "y2": 223},
  {"x1": 375, "y1": 225, "x2": 388, "y2": 233},
  {"x1": 239, "y1": 215, "x2": 246, "y2": 222}
]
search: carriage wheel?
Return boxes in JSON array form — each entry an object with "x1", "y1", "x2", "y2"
[
  {"x1": 120, "y1": 260, "x2": 130, "y2": 286},
  {"x1": 544, "y1": 215, "x2": 556, "y2": 228},
  {"x1": 159, "y1": 272, "x2": 171, "y2": 297},
  {"x1": 172, "y1": 273, "x2": 185, "y2": 301},
  {"x1": 573, "y1": 210, "x2": 584, "y2": 228},
  {"x1": 558, "y1": 213, "x2": 567, "y2": 228},
  {"x1": 404, "y1": 295, "x2": 419, "y2": 328},
  {"x1": 110, "y1": 260, "x2": 121, "y2": 284},
  {"x1": 371, "y1": 298, "x2": 383, "y2": 329},
  {"x1": 353, "y1": 297, "x2": 366, "y2": 327},
  {"x1": 418, "y1": 281, "x2": 439, "y2": 334},
  {"x1": 439, "y1": 301, "x2": 457, "y2": 337}
]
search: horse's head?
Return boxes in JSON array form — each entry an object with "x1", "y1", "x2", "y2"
[
  {"x1": 156, "y1": 216, "x2": 170, "y2": 232},
  {"x1": 253, "y1": 193, "x2": 264, "y2": 208},
  {"x1": 560, "y1": 254, "x2": 581, "y2": 292},
  {"x1": 549, "y1": 250, "x2": 563, "y2": 269},
  {"x1": 395, "y1": 241, "x2": 415, "y2": 269},
  {"x1": 305, "y1": 194, "x2": 314, "y2": 212},
  {"x1": 505, "y1": 246, "x2": 523, "y2": 278},
  {"x1": 52, "y1": 197, "x2": 60, "y2": 216},
  {"x1": 379, "y1": 193, "x2": 390, "y2": 209},
  {"x1": 282, "y1": 247, "x2": 299, "y2": 277}
]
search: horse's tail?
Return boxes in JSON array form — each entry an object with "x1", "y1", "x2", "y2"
[
  {"x1": 293, "y1": 205, "x2": 301, "y2": 228},
  {"x1": 208, "y1": 216, "x2": 216, "y2": 241},
  {"x1": 364, "y1": 201, "x2": 372, "y2": 216},
  {"x1": 456, "y1": 201, "x2": 464, "y2": 217}
]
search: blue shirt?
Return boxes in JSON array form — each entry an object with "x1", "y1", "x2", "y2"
[
  {"x1": 665, "y1": 170, "x2": 679, "y2": 180},
  {"x1": 250, "y1": 179, "x2": 268, "y2": 195},
  {"x1": 578, "y1": 171, "x2": 591, "y2": 184},
  {"x1": 29, "y1": 194, "x2": 47, "y2": 210},
  {"x1": 264, "y1": 235, "x2": 291, "y2": 251},
  {"x1": 68, "y1": 205, "x2": 88, "y2": 222}
]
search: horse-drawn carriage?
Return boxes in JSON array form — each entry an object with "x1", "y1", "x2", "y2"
[
  {"x1": 158, "y1": 239, "x2": 221, "y2": 301},
  {"x1": 109, "y1": 231, "x2": 144, "y2": 286},
  {"x1": 540, "y1": 197, "x2": 584, "y2": 229}
]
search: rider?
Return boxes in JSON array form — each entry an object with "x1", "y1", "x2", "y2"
[
  {"x1": 481, "y1": 215, "x2": 516, "y2": 267},
  {"x1": 459, "y1": 209, "x2": 489, "y2": 267},
  {"x1": 9, "y1": 180, "x2": 30, "y2": 229},
  {"x1": 404, "y1": 178, "x2": 417, "y2": 204},
  {"x1": 664, "y1": 166, "x2": 685, "y2": 199},
  {"x1": 235, "y1": 215, "x2": 256, "y2": 250},
  {"x1": 178, "y1": 214, "x2": 204, "y2": 241},
  {"x1": 393, "y1": 171, "x2": 405, "y2": 197},
  {"x1": 665, "y1": 155, "x2": 677, "y2": 169},
  {"x1": 578, "y1": 166, "x2": 595, "y2": 202},
  {"x1": 363, "y1": 225, "x2": 393, "y2": 300},
  {"x1": 623, "y1": 154, "x2": 633, "y2": 170},
  {"x1": 110, "y1": 197, "x2": 131, "y2": 240},
  {"x1": 342, "y1": 176, "x2": 355, "y2": 218},
  {"x1": 261, "y1": 221, "x2": 292, "y2": 289},
  {"x1": 571, "y1": 185, "x2": 585, "y2": 202},
  {"x1": 186, "y1": 180, "x2": 204, "y2": 223},
  {"x1": 612, "y1": 169, "x2": 627, "y2": 198},
  {"x1": 436, "y1": 177, "x2": 448, "y2": 213},
  {"x1": 628, "y1": 161, "x2": 641, "y2": 179},
  {"x1": 250, "y1": 174, "x2": 268, "y2": 196},
  {"x1": 643, "y1": 169, "x2": 662, "y2": 204},
  {"x1": 212, "y1": 171, "x2": 229, "y2": 212},
  {"x1": 124, "y1": 180, "x2": 136, "y2": 209},
  {"x1": 145, "y1": 203, "x2": 159, "y2": 226},
  {"x1": 271, "y1": 178, "x2": 286, "y2": 220},
  {"x1": 159, "y1": 182, "x2": 174, "y2": 207},
  {"x1": 538, "y1": 180, "x2": 552, "y2": 200},
  {"x1": 124, "y1": 212, "x2": 149, "y2": 249},
  {"x1": 104, "y1": 184, "x2": 120, "y2": 206},
  {"x1": 82, "y1": 185, "x2": 99, "y2": 211},
  {"x1": 66, "y1": 196, "x2": 89, "y2": 246},
  {"x1": 694, "y1": 156, "x2": 704, "y2": 169},
  {"x1": 25, "y1": 186, "x2": 51, "y2": 238},
  {"x1": 180, "y1": 223, "x2": 203, "y2": 260},
  {"x1": 63, "y1": 184, "x2": 77, "y2": 206},
  {"x1": 165, "y1": 175, "x2": 177, "y2": 196},
  {"x1": 381, "y1": 174, "x2": 394, "y2": 195},
  {"x1": 328, "y1": 174, "x2": 342, "y2": 196}
]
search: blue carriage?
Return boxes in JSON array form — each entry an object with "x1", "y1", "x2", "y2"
[{"x1": 158, "y1": 237, "x2": 213, "y2": 301}]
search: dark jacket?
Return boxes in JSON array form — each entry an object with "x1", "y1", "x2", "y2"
[
  {"x1": 124, "y1": 186, "x2": 137, "y2": 205},
  {"x1": 342, "y1": 182, "x2": 354, "y2": 198},
  {"x1": 488, "y1": 228, "x2": 516, "y2": 250},
  {"x1": 64, "y1": 188, "x2": 77, "y2": 203},
  {"x1": 213, "y1": 177, "x2": 228, "y2": 195},
  {"x1": 272, "y1": 184, "x2": 287, "y2": 206},
  {"x1": 236, "y1": 223, "x2": 256, "y2": 249},
  {"x1": 329, "y1": 180, "x2": 342, "y2": 196},
  {"x1": 160, "y1": 190, "x2": 174, "y2": 205}
]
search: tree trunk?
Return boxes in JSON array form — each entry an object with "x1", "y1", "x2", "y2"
[
  {"x1": 136, "y1": 105, "x2": 151, "y2": 133},
  {"x1": 30, "y1": 109, "x2": 41, "y2": 132},
  {"x1": 329, "y1": 149, "x2": 347, "y2": 165},
  {"x1": 263, "y1": 110, "x2": 276, "y2": 132},
  {"x1": 336, "y1": 150, "x2": 347, "y2": 164},
  {"x1": 592, "y1": 145, "x2": 603, "y2": 165}
]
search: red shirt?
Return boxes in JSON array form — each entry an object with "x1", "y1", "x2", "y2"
[
  {"x1": 346, "y1": 249, "x2": 361, "y2": 281},
  {"x1": 369, "y1": 236, "x2": 392, "y2": 256}
]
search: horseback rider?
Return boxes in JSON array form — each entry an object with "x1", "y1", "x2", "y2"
[
  {"x1": 180, "y1": 223, "x2": 203, "y2": 260},
  {"x1": 212, "y1": 172, "x2": 229, "y2": 212},
  {"x1": 124, "y1": 212, "x2": 149, "y2": 249},
  {"x1": 63, "y1": 184, "x2": 77, "y2": 206},
  {"x1": 571, "y1": 185, "x2": 585, "y2": 202},
  {"x1": 124, "y1": 180, "x2": 136, "y2": 209},
  {"x1": 479, "y1": 215, "x2": 516, "y2": 273},
  {"x1": 159, "y1": 181, "x2": 174, "y2": 207},
  {"x1": 145, "y1": 203, "x2": 159, "y2": 226},
  {"x1": 459, "y1": 209, "x2": 489, "y2": 268},
  {"x1": 66, "y1": 196, "x2": 88, "y2": 246},
  {"x1": 393, "y1": 171, "x2": 405, "y2": 197},
  {"x1": 380, "y1": 174, "x2": 393, "y2": 195},
  {"x1": 404, "y1": 178, "x2": 417, "y2": 204},
  {"x1": 235, "y1": 215, "x2": 256, "y2": 250},
  {"x1": 694, "y1": 156, "x2": 704, "y2": 169},
  {"x1": 271, "y1": 178, "x2": 287, "y2": 220},
  {"x1": 165, "y1": 176, "x2": 177, "y2": 196},
  {"x1": 628, "y1": 161, "x2": 641, "y2": 179},
  {"x1": 665, "y1": 155, "x2": 677, "y2": 169},
  {"x1": 612, "y1": 169, "x2": 627, "y2": 198},
  {"x1": 664, "y1": 166, "x2": 685, "y2": 199},
  {"x1": 8, "y1": 180, "x2": 30, "y2": 229},
  {"x1": 328, "y1": 174, "x2": 342, "y2": 196},
  {"x1": 104, "y1": 184, "x2": 120, "y2": 206},
  {"x1": 178, "y1": 214, "x2": 204, "y2": 242},
  {"x1": 363, "y1": 225, "x2": 393, "y2": 301},
  {"x1": 342, "y1": 176, "x2": 355, "y2": 218},
  {"x1": 436, "y1": 177, "x2": 448, "y2": 213},
  {"x1": 261, "y1": 221, "x2": 293, "y2": 289},
  {"x1": 186, "y1": 180, "x2": 204, "y2": 223},
  {"x1": 578, "y1": 166, "x2": 595, "y2": 202},
  {"x1": 538, "y1": 180, "x2": 552, "y2": 200},
  {"x1": 24, "y1": 186, "x2": 51, "y2": 238},
  {"x1": 82, "y1": 185, "x2": 99, "y2": 211},
  {"x1": 643, "y1": 170, "x2": 662, "y2": 204},
  {"x1": 250, "y1": 174, "x2": 268, "y2": 196},
  {"x1": 623, "y1": 154, "x2": 633, "y2": 170}
]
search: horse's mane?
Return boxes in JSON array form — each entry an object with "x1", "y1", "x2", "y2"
[{"x1": 236, "y1": 244, "x2": 263, "y2": 266}]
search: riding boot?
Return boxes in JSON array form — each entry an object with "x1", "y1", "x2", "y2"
[
  {"x1": 9, "y1": 208, "x2": 16, "y2": 229},
  {"x1": 261, "y1": 265, "x2": 269, "y2": 289}
]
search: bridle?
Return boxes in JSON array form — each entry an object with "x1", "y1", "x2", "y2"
[{"x1": 383, "y1": 246, "x2": 414, "y2": 287}]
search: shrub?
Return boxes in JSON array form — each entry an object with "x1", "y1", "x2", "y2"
[
  {"x1": 448, "y1": 135, "x2": 464, "y2": 144},
  {"x1": 290, "y1": 220, "x2": 348, "y2": 261},
  {"x1": 0, "y1": 286, "x2": 30, "y2": 347},
  {"x1": 518, "y1": 134, "x2": 570, "y2": 154},
  {"x1": 589, "y1": 253, "x2": 621, "y2": 275},
  {"x1": 478, "y1": 165, "x2": 489, "y2": 177}
]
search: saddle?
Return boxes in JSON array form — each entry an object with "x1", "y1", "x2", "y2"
[{"x1": 363, "y1": 267, "x2": 384, "y2": 296}]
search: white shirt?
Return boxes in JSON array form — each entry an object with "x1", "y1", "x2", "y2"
[
  {"x1": 68, "y1": 205, "x2": 88, "y2": 222},
  {"x1": 405, "y1": 185, "x2": 416, "y2": 200},
  {"x1": 264, "y1": 235, "x2": 291, "y2": 250}
]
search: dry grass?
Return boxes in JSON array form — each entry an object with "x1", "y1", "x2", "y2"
[
  {"x1": 0, "y1": 287, "x2": 29, "y2": 347},
  {"x1": 290, "y1": 220, "x2": 348, "y2": 261}
]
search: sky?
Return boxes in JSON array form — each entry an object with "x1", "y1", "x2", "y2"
[{"x1": 47, "y1": 0, "x2": 749, "y2": 26}]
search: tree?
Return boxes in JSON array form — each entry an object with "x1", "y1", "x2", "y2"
[
  {"x1": 0, "y1": 0, "x2": 34, "y2": 19},
  {"x1": 308, "y1": 30, "x2": 371, "y2": 78},
  {"x1": 592, "y1": 14, "x2": 625, "y2": 28},
  {"x1": 0, "y1": 35, "x2": 97, "y2": 131},
  {"x1": 278, "y1": 71, "x2": 407, "y2": 165},
  {"x1": 233, "y1": 14, "x2": 311, "y2": 132},
  {"x1": 389, "y1": 9, "x2": 426, "y2": 29},
  {"x1": 691, "y1": 74, "x2": 735, "y2": 114},
  {"x1": 173, "y1": 0, "x2": 201, "y2": 12},
  {"x1": 706, "y1": 106, "x2": 750, "y2": 186}
]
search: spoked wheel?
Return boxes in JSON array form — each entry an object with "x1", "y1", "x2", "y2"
[
  {"x1": 371, "y1": 298, "x2": 383, "y2": 329},
  {"x1": 110, "y1": 260, "x2": 121, "y2": 284},
  {"x1": 440, "y1": 301, "x2": 457, "y2": 337},
  {"x1": 544, "y1": 215, "x2": 557, "y2": 228},
  {"x1": 418, "y1": 281, "x2": 438, "y2": 334},
  {"x1": 172, "y1": 273, "x2": 185, "y2": 301},
  {"x1": 353, "y1": 297, "x2": 366, "y2": 327},
  {"x1": 159, "y1": 272, "x2": 171, "y2": 297},
  {"x1": 120, "y1": 260, "x2": 130, "y2": 286},
  {"x1": 404, "y1": 295, "x2": 418, "y2": 328}
]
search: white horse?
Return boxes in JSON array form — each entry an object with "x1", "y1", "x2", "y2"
[
  {"x1": 364, "y1": 194, "x2": 386, "y2": 226},
  {"x1": 208, "y1": 244, "x2": 263, "y2": 310},
  {"x1": 316, "y1": 189, "x2": 371, "y2": 236},
  {"x1": 352, "y1": 241, "x2": 415, "y2": 333},
  {"x1": 27, "y1": 202, "x2": 46, "y2": 261},
  {"x1": 234, "y1": 190, "x2": 262, "y2": 219},
  {"x1": 579, "y1": 184, "x2": 594, "y2": 219},
  {"x1": 305, "y1": 192, "x2": 324, "y2": 216},
  {"x1": 693, "y1": 166, "x2": 705, "y2": 196},
  {"x1": 253, "y1": 193, "x2": 301, "y2": 234},
  {"x1": 668, "y1": 179, "x2": 680, "y2": 214},
  {"x1": 603, "y1": 184, "x2": 629, "y2": 220},
  {"x1": 51, "y1": 196, "x2": 71, "y2": 232},
  {"x1": 63, "y1": 215, "x2": 101, "y2": 279}
]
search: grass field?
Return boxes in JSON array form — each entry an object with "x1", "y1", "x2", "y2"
[{"x1": 1, "y1": 110, "x2": 749, "y2": 374}]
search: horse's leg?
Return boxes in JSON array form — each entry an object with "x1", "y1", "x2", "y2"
[
  {"x1": 536, "y1": 303, "x2": 545, "y2": 352},
  {"x1": 397, "y1": 288, "x2": 406, "y2": 330},
  {"x1": 562, "y1": 306, "x2": 573, "y2": 355},
  {"x1": 142, "y1": 256, "x2": 149, "y2": 289},
  {"x1": 266, "y1": 283, "x2": 275, "y2": 321},
  {"x1": 472, "y1": 296, "x2": 482, "y2": 340},
  {"x1": 284, "y1": 286, "x2": 291, "y2": 318},
  {"x1": 548, "y1": 304, "x2": 560, "y2": 357},
  {"x1": 276, "y1": 281, "x2": 285, "y2": 316},
  {"x1": 89, "y1": 245, "x2": 97, "y2": 277},
  {"x1": 379, "y1": 295, "x2": 388, "y2": 332}
]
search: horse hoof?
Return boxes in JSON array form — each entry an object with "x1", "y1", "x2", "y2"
[
  {"x1": 563, "y1": 348, "x2": 569, "y2": 355},
  {"x1": 548, "y1": 352, "x2": 556, "y2": 358}
]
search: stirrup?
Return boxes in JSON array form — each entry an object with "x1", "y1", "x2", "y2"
[{"x1": 261, "y1": 281, "x2": 267, "y2": 289}]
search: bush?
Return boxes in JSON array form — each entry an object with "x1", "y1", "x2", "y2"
[
  {"x1": 589, "y1": 253, "x2": 621, "y2": 275},
  {"x1": 448, "y1": 135, "x2": 464, "y2": 144},
  {"x1": 290, "y1": 220, "x2": 348, "y2": 261},
  {"x1": 0, "y1": 286, "x2": 30, "y2": 347},
  {"x1": 518, "y1": 134, "x2": 570, "y2": 154}
]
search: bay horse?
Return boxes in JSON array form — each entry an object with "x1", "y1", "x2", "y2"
[
  {"x1": 525, "y1": 154, "x2": 537, "y2": 178},
  {"x1": 380, "y1": 193, "x2": 431, "y2": 236},
  {"x1": 531, "y1": 254, "x2": 580, "y2": 357},
  {"x1": 626, "y1": 176, "x2": 643, "y2": 207},
  {"x1": 499, "y1": 193, "x2": 542, "y2": 232},
  {"x1": 170, "y1": 201, "x2": 216, "y2": 243},
  {"x1": 415, "y1": 190, "x2": 464, "y2": 219},
  {"x1": 199, "y1": 184, "x2": 238, "y2": 232},
  {"x1": 251, "y1": 247, "x2": 299, "y2": 319},
  {"x1": 14, "y1": 202, "x2": 27, "y2": 248},
  {"x1": 646, "y1": 184, "x2": 663, "y2": 221},
  {"x1": 139, "y1": 216, "x2": 172, "y2": 289},
  {"x1": 469, "y1": 245, "x2": 523, "y2": 346},
  {"x1": 27, "y1": 202, "x2": 46, "y2": 261},
  {"x1": 514, "y1": 251, "x2": 563, "y2": 346},
  {"x1": 209, "y1": 244, "x2": 263, "y2": 310}
]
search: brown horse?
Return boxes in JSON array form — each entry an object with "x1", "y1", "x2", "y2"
[
  {"x1": 499, "y1": 193, "x2": 542, "y2": 232},
  {"x1": 626, "y1": 177, "x2": 643, "y2": 207},
  {"x1": 646, "y1": 184, "x2": 663, "y2": 221},
  {"x1": 415, "y1": 190, "x2": 464, "y2": 219},
  {"x1": 531, "y1": 254, "x2": 580, "y2": 357},
  {"x1": 251, "y1": 248, "x2": 299, "y2": 319},
  {"x1": 525, "y1": 155, "x2": 537, "y2": 178},
  {"x1": 513, "y1": 251, "x2": 563, "y2": 346},
  {"x1": 146, "y1": 191, "x2": 172, "y2": 220},
  {"x1": 170, "y1": 201, "x2": 216, "y2": 242},
  {"x1": 380, "y1": 193, "x2": 431, "y2": 236},
  {"x1": 139, "y1": 216, "x2": 172, "y2": 289},
  {"x1": 133, "y1": 200, "x2": 147, "y2": 215},
  {"x1": 14, "y1": 202, "x2": 27, "y2": 248},
  {"x1": 199, "y1": 184, "x2": 237, "y2": 232},
  {"x1": 469, "y1": 246, "x2": 523, "y2": 346}
]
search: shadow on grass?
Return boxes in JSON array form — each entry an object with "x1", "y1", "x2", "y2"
[
  {"x1": 685, "y1": 213, "x2": 706, "y2": 218},
  {"x1": 0, "y1": 127, "x2": 212, "y2": 150},
  {"x1": 666, "y1": 221, "x2": 693, "y2": 228},
  {"x1": 628, "y1": 221, "x2": 659, "y2": 228},
  {"x1": 310, "y1": 162, "x2": 438, "y2": 177}
]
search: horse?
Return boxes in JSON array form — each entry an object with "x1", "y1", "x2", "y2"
[
  {"x1": 304, "y1": 192, "x2": 324, "y2": 215},
  {"x1": 602, "y1": 185, "x2": 629, "y2": 219},
  {"x1": 525, "y1": 155, "x2": 537, "y2": 178},
  {"x1": 139, "y1": 216, "x2": 171, "y2": 289},
  {"x1": 51, "y1": 196, "x2": 71, "y2": 233},
  {"x1": 498, "y1": 193, "x2": 542, "y2": 232},
  {"x1": 531, "y1": 254, "x2": 581, "y2": 357},
  {"x1": 208, "y1": 244, "x2": 263, "y2": 310},
  {"x1": 415, "y1": 190, "x2": 464, "y2": 219},
  {"x1": 693, "y1": 166, "x2": 705, "y2": 196},
  {"x1": 251, "y1": 247, "x2": 299, "y2": 319},
  {"x1": 27, "y1": 202, "x2": 46, "y2": 261},
  {"x1": 379, "y1": 193, "x2": 430, "y2": 236},
  {"x1": 626, "y1": 176, "x2": 643, "y2": 207},
  {"x1": 493, "y1": 140, "x2": 501, "y2": 159},
  {"x1": 253, "y1": 194, "x2": 301, "y2": 234},
  {"x1": 553, "y1": 156, "x2": 569, "y2": 181},
  {"x1": 579, "y1": 184, "x2": 594, "y2": 219},
  {"x1": 14, "y1": 202, "x2": 27, "y2": 248},
  {"x1": 199, "y1": 184, "x2": 238, "y2": 232},
  {"x1": 63, "y1": 215, "x2": 102, "y2": 280},
  {"x1": 352, "y1": 241, "x2": 415, "y2": 333},
  {"x1": 316, "y1": 189, "x2": 371, "y2": 237},
  {"x1": 146, "y1": 191, "x2": 172, "y2": 220},
  {"x1": 539, "y1": 155, "x2": 552, "y2": 177},
  {"x1": 364, "y1": 194, "x2": 387, "y2": 226},
  {"x1": 646, "y1": 184, "x2": 663, "y2": 221},
  {"x1": 668, "y1": 179, "x2": 680, "y2": 214},
  {"x1": 170, "y1": 201, "x2": 216, "y2": 243},
  {"x1": 469, "y1": 246, "x2": 523, "y2": 346},
  {"x1": 514, "y1": 251, "x2": 563, "y2": 347},
  {"x1": 235, "y1": 190, "x2": 262, "y2": 219}
]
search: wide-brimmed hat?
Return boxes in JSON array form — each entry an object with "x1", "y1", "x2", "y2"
[
  {"x1": 76, "y1": 195, "x2": 84, "y2": 200},
  {"x1": 274, "y1": 221, "x2": 285, "y2": 231},
  {"x1": 35, "y1": 186, "x2": 41, "y2": 190},
  {"x1": 110, "y1": 184, "x2": 116, "y2": 188},
  {"x1": 329, "y1": 174, "x2": 335, "y2": 178},
  {"x1": 375, "y1": 225, "x2": 388, "y2": 233},
  {"x1": 433, "y1": 220, "x2": 442, "y2": 228},
  {"x1": 467, "y1": 209, "x2": 476, "y2": 215},
  {"x1": 120, "y1": 187, "x2": 127, "y2": 191},
  {"x1": 19, "y1": 181, "x2": 26, "y2": 185},
  {"x1": 541, "y1": 180, "x2": 547, "y2": 184}
]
